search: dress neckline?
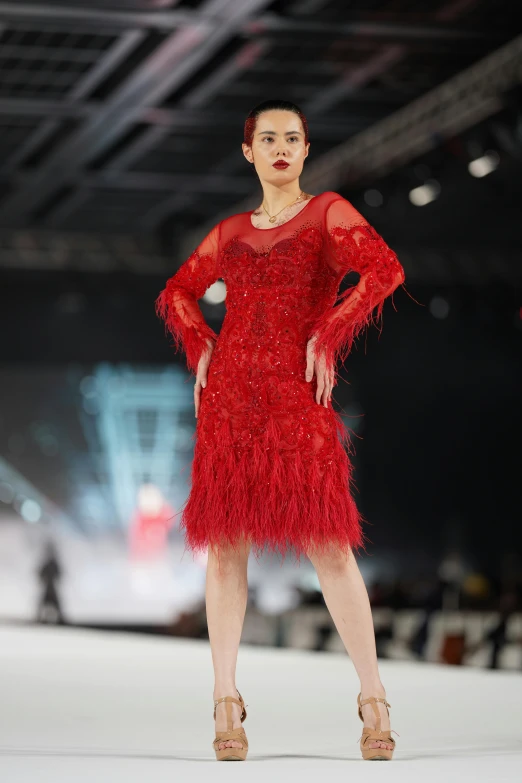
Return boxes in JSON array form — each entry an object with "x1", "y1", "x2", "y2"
[{"x1": 249, "y1": 194, "x2": 317, "y2": 231}]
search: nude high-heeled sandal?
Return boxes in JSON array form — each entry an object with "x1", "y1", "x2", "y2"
[
  {"x1": 357, "y1": 693, "x2": 399, "y2": 761},
  {"x1": 212, "y1": 689, "x2": 249, "y2": 761}
]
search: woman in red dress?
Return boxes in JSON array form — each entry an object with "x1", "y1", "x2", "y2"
[{"x1": 156, "y1": 100, "x2": 404, "y2": 761}]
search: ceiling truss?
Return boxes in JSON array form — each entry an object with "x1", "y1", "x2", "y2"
[{"x1": 0, "y1": 0, "x2": 520, "y2": 285}]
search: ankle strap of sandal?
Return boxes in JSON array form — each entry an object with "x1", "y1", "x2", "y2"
[
  {"x1": 357, "y1": 694, "x2": 391, "y2": 732},
  {"x1": 213, "y1": 691, "x2": 247, "y2": 723},
  {"x1": 359, "y1": 696, "x2": 391, "y2": 709}
]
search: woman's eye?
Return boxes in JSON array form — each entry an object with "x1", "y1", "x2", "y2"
[{"x1": 261, "y1": 136, "x2": 299, "y2": 142}]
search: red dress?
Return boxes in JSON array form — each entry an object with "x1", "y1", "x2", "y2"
[{"x1": 155, "y1": 191, "x2": 405, "y2": 563}]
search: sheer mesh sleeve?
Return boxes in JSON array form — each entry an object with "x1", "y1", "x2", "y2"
[
  {"x1": 155, "y1": 221, "x2": 221, "y2": 375},
  {"x1": 309, "y1": 196, "x2": 405, "y2": 372}
]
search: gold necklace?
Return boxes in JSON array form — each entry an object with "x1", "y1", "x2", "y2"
[{"x1": 262, "y1": 190, "x2": 306, "y2": 223}]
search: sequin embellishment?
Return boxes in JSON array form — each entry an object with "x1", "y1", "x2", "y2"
[{"x1": 155, "y1": 192, "x2": 405, "y2": 563}]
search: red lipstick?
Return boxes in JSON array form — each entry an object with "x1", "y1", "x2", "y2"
[{"x1": 273, "y1": 160, "x2": 289, "y2": 169}]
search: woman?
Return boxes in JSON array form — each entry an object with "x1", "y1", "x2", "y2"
[{"x1": 156, "y1": 99, "x2": 404, "y2": 761}]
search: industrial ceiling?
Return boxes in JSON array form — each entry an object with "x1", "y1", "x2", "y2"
[{"x1": 0, "y1": 0, "x2": 521, "y2": 284}]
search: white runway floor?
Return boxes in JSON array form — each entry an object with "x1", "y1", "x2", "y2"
[{"x1": 0, "y1": 623, "x2": 521, "y2": 782}]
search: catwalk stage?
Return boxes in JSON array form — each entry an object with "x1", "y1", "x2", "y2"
[{"x1": 0, "y1": 623, "x2": 520, "y2": 782}]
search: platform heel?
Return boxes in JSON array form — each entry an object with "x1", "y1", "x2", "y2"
[
  {"x1": 356, "y1": 692, "x2": 399, "y2": 760},
  {"x1": 212, "y1": 689, "x2": 249, "y2": 761}
]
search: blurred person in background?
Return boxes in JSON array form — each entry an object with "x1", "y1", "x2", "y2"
[
  {"x1": 36, "y1": 539, "x2": 66, "y2": 625},
  {"x1": 128, "y1": 483, "x2": 175, "y2": 561},
  {"x1": 156, "y1": 99, "x2": 406, "y2": 762}
]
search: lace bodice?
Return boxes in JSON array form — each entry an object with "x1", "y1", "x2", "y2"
[
  {"x1": 155, "y1": 191, "x2": 406, "y2": 562},
  {"x1": 155, "y1": 191, "x2": 405, "y2": 380}
]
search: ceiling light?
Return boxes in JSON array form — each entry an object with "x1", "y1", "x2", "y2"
[{"x1": 467, "y1": 150, "x2": 500, "y2": 177}]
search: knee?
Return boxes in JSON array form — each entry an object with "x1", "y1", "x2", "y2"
[
  {"x1": 308, "y1": 545, "x2": 355, "y2": 578},
  {"x1": 208, "y1": 541, "x2": 251, "y2": 578}
]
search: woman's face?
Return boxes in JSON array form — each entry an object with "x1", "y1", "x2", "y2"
[{"x1": 242, "y1": 110, "x2": 309, "y2": 186}]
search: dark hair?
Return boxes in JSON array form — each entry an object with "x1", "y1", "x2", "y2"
[{"x1": 243, "y1": 99, "x2": 309, "y2": 147}]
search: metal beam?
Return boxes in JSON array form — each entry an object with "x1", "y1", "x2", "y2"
[
  {"x1": 0, "y1": 0, "x2": 274, "y2": 226},
  {"x1": 299, "y1": 34, "x2": 522, "y2": 193},
  {"x1": 0, "y1": 1, "x2": 197, "y2": 32},
  {"x1": 0, "y1": 29, "x2": 145, "y2": 176},
  {"x1": 0, "y1": 119, "x2": 61, "y2": 177},
  {"x1": 2, "y1": 170, "x2": 254, "y2": 195},
  {"x1": 99, "y1": 39, "x2": 268, "y2": 176},
  {"x1": 0, "y1": 3, "x2": 502, "y2": 41},
  {"x1": 103, "y1": 126, "x2": 172, "y2": 174},
  {"x1": 0, "y1": 98, "x2": 94, "y2": 118},
  {"x1": 117, "y1": 37, "x2": 269, "y2": 230},
  {"x1": 0, "y1": 98, "x2": 391, "y2": 134},
  {"x1": 249, "y1": 14, "x2": 497, "y2": 42},
  {"x1": 305, "y1": 0, "x2": 482, "y2": 116},
  {"x1": 305, "y1": 44, "x2": 407, "y2": 115},
  {"x1": 162, "y1": 0, "x2": 483, "y2": 235},
  {"x1": 44, "y1": 187, "x2": 92, "y2": 228},
  {"x1": 0, "y1": 44, "x2": 99, "y2": 63},
  {"x1": 83, "y1": 172, "x2": 254, "y2": 192},
  {"x1": 67, "y1": 29, "x2": 146, "y2": 102}
]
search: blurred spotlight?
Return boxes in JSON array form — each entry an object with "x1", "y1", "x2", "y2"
[
  {"x1": 364, "y1": 189, "x2": 383, "y2": 207},
  {"x1": 20, "y1": 498, "x2": 42, "y2": 524},
  {"x1": 409, "y1": 179, "x2": 440, "y2": 206},
  {"x1": 429, "y1": 296, "x2": 450, "y2": 319},
  {"x1": 203, "y1": 280, "x2": 226, "y2": 305},
  {"x1": 468, "y1": 150, "x2": 499, "y2": 178}
]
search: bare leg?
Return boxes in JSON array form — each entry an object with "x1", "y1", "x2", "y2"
[
  {"x1": 308, "y1": 545, "x2": 393, "y2": 751},
  {"x1": 207, "y1": 540, "x2": 251, "y2": 750}
]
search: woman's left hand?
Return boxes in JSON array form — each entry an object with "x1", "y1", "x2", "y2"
[{"x1": 305, "y1": 335, "x2": 335, "y2": 407}]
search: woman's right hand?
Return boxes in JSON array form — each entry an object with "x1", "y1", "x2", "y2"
[
  {"x1": 195, "y1": 338, "x2": 215, "y2": 418},
  {"x1": 305, "y1": 334, "x2": 335, "y2": 407}
]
